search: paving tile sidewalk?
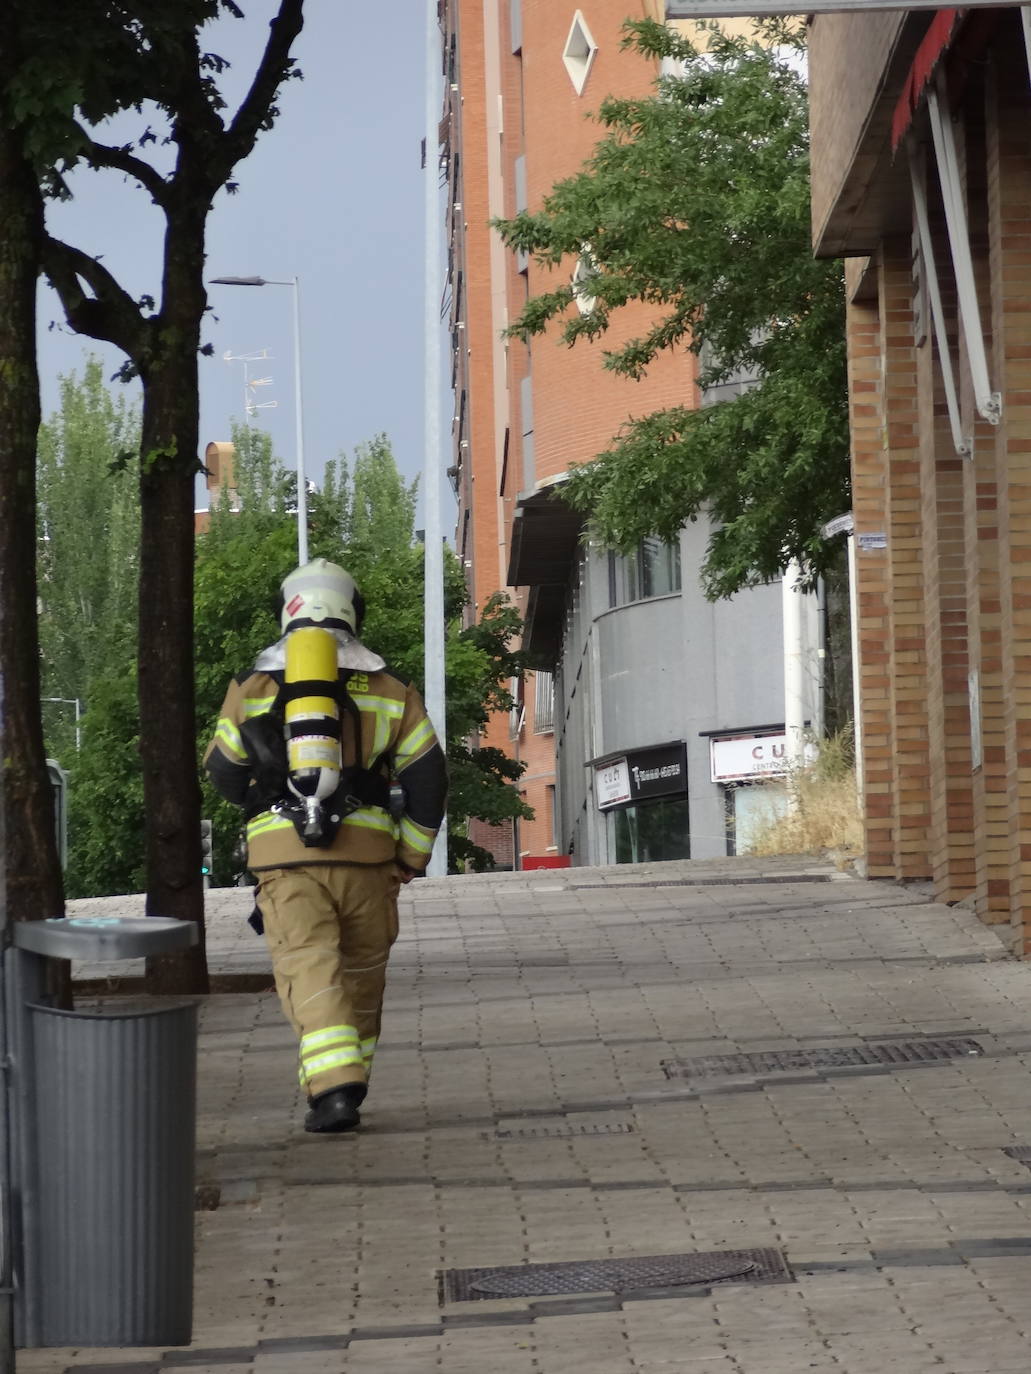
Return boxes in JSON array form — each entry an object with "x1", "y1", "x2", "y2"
[{"x1": 22, "y1": 856, "x2": 1031, "y2": 1373}]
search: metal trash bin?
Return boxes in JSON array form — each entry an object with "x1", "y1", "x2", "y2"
[{"x1": 10, "y1": 916, "x2": 198, "y2": 1348}]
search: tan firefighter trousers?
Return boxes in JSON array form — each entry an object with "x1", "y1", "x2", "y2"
[{"x1": 255, "y1": 862, "x2": 401, "y2": 1099}]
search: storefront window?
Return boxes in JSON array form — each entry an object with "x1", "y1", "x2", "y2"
[
  {"x1": 613, "y1": 797, "x2": 691, "y2": 864},
  {"x1": 727, "y1": 782, "x2": 790, "y2": 855}
]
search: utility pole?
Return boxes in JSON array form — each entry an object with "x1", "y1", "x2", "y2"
[{"x1": 423, "y1": 0, "x2": 447, "y2": 876}]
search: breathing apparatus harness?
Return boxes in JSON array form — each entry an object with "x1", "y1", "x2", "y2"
[{"x1": 239, "y1": 648, "x2": 405, "y2": 849}]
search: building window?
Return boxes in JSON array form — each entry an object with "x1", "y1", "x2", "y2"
[
  {"x1": 562, "y1": 11, "x2": 597, "y2": 95},
  {"x1": 609, "y1": 536, "x2": 682, "y2": 608},
  {"x1": 571, "y1": 246, "x2": 598, "y2": 315},
  {"x1": 613, "y1": 798, "x2": 690, "y2": 864},
  {"x1": 508, "y1": 676, "x2": 525, "y2": 739},
  {"x1": 533, "y1": 671, "x2": 555, "y2": 734}
]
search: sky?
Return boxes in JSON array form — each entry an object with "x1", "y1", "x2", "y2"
[{"x1": 37, "y1": 2, "x2": 452, "y2": 524}]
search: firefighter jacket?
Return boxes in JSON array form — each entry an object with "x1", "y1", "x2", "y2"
[{"x1": 204, "y1": 663, "x2": 447, "y2": 873}]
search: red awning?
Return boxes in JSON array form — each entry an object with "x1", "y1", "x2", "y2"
[{"x1": 891, "y1": 8, "x2": 964, "y2": 152}]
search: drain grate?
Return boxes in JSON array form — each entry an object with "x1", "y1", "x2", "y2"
[
  {"x1": 567, "y1": 874, "x2": 832, "y2": 891},
  {"x1": 493, "y1": 1119, "x2": 634, "y2": 1140},
  {"x1": 441, "y1": 1247, "x2": 792, "y2": 1303},
  {"x1": 1003, "y1": 1146, "x2": 1031, "y2": 1167},
  {"x1": 663, "y1": 1037, "x2": 984, "y2": 1080}
]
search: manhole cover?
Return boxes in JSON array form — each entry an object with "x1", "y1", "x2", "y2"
[
  {"x1": 663, "y1": 1038, "x2": 983, "y2": 1080},
  {"x1": 471, "y1": 1255, "x2": 754, "y2": 1297},
  {"x1": 441, "y1": 1247, "x2": 791, "y2": 1303}
]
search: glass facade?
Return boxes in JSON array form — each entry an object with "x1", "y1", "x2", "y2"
[
  {"x1": 609, "y1": 537, "x2": 682, "y2": 608},
  {"x1": 613, "y1": 797, "x2": 691, "y2": 864}
]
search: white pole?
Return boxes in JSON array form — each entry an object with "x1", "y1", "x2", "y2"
[
  {"x1": 423, "y1": 0, "x2": 447, "y2": 876},
  {"x1": 847, "y1": 533, "x2": 864, "y2": 800},
  {"x1": 813, "y1": 578, "x2": 826, "y2": 745},
  {"x1": 782, "y1": 559, "x2": 806, "y2": 782},
  {"x1": 290, "y1": 276, "x2": 309, "y2": 565}
]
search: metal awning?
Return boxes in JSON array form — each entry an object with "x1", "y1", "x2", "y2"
[
  {"x1": 891, "y1": 8, "x2": 963, "y2": 151},
  {"x1": 507, "y1": 482, "x2": 583, "y2": 664},
  {"x1": 507, "y1": 483, "x2": 582, "y2": 589},
  {"x1": 895, "y1": 8, "x2": 1007, "y2": 446},
  {"x1": 522, "y1": 584, "x2": 569, "y2": 665}
]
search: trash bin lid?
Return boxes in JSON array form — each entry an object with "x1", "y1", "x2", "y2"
[{"x1": 13, "y1": 916, "x2": 198, "y2": 961}]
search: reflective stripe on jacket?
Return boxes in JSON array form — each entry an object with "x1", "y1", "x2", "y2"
[{"x1": 204, "y1": 666, "x2": 447, "y2": 872}]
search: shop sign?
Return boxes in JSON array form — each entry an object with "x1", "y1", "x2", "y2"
[
  {"x1": 595, "y1": 758, "x2": 631, "y2": 809},
  {"x1": 858, "y1": 531, "x2": 887, "y2": 551},
  {"x1": 710, "y1": 731, "x2": 790, "y2": 783},
  {"x1": 595, "y1": 743, "x2": 688, "y2": 810},
  {"x1": 626, "y1": 742, "x2": 687, "y2": 803}
]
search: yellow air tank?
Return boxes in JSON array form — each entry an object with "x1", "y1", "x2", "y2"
[{"x1": 284, "y1": 626, "x2": 342, "y2": 840}]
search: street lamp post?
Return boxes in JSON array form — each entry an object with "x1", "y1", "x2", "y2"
[
  {"x1": 423, "y1": 0, "x2": 447, "y2": 876},
  {"x1": 209, "y1": 275, "x2": 309, "y2": 565}
]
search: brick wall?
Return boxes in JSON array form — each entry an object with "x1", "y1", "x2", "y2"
[
  {"x1": 453, "y1": 1, "x2": 704, "y2": 873},
  {"x1": 846, "y1": 290, "x2": 895, "y2": 875},
  {"x1": 915, "y1": 214, "x2": 975, "y2": 901},
  {"x1": 469, "y1": 818, "x2": 515, "y2": 870},
  {"x1": 961, "y1": 95, "x2": 1009, "y2": 927},
  {"x1": 986, "y1": 43, "x2": 1031, "y2": 952},
  {"x1": 517, "y1": 0, "x2": 697, "y2": 491},
  {"x1": 880, "y1": 238, "x2": 932, "y2": 879}
]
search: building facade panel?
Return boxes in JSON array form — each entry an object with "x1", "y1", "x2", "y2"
[{"x1": 558, "y1": 522, "x2": 811, "y2": 867}]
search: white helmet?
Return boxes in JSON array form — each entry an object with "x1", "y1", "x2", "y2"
[{"x1": 280, "y1": 559, "x2": 362, "y2": 635}]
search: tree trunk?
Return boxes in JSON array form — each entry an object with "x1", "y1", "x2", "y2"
[
  {"x1": 0, "y1": 115, "x2": 69, "y2": 1010},
  {"x1": 141, "y1": 219, "x2": 209, "y2": 994}
]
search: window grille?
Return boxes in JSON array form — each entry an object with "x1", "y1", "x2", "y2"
[
  {"x1": 508, "y1": 676, "x2": 524, "y2": 739},
  {"x1": 533, "y1": 672, "x2": 555, "y2": 734}
]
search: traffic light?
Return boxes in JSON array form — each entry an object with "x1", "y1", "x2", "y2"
[{"x1": 200, "y1": 819, "x2": 213, "y2": 879}]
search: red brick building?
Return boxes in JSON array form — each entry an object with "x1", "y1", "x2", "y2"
[
  {"x1": 808, "y1": 6, "x2": 1031, "y2": 951},
  {"x1": 442, "y1": 0, "x2": 697, "y2": 867}
]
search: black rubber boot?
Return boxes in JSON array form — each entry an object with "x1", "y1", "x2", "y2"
[{"x1": 304, "y1": 1083, "x2": 367, "y2": 1134}]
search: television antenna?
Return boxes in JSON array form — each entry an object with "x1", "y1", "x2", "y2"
[{"x1": 223, "y1": 348, "x2": 278, "y2": 418}]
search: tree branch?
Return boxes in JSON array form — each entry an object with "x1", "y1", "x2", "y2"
[
  {"x1": 42, "y1": 236, "x2": 148, "y2": 362},
  {"x1": 81, "y1": 131, "x2": 170, "y2": 208},
  {"x1": 221, "y1": 0, "x2": 304, "y2": 172}
]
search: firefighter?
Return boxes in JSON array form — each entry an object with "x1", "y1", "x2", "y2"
[{"x1": 204, "y1": 559, "x2": 447, "y2": 1133}]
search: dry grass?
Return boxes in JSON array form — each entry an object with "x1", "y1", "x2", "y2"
[{"x1": 742, "y1": 730, "x2": 864, "y2": 863}]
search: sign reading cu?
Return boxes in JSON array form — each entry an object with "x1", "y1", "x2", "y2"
[{"x1": 709, "y1": 731, "x2": 791, "y2": 784}]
